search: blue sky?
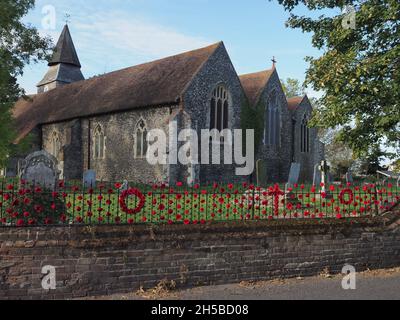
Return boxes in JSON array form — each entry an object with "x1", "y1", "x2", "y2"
[{"x1": 19, "y1": 0, "x2": 337, "y2": 95}]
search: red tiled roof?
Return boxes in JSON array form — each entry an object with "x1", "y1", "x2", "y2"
[
  {"x1": 287, "y1": 96, "x2": 306, "y2": 111},
  {"x1": 239, "y1": 69, "x2": 274, "y2": 106}
]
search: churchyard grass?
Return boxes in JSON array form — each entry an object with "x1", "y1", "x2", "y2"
[
  {"x1": 61, "y1": 182, "x2": 399, "y2": 225},
  {"x1": 1, "y1": 179, "x2": 399, "y2": 226}
]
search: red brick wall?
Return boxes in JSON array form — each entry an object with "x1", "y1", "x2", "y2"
[{"x1": 1, "y1": 214, "x2": 400, "y2": 300}]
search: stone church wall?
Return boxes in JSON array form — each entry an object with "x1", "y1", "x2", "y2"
[
  {"x1": 42, "y1": 120, "x2": 82, "y2": 180},
  {"x1": 83, "y1": 106, "x2": 176, "y2": 183},
  {"x1": 183, "y1": 43, "x2": 247, "y2": 184},
  {"x1": 42, "y1": 106, "x2": 178, "y2": 183},
  {"x1": 255, "y1": 72, "x2": 293, "y2": 183},
  {"x1": 292, "y1": 98, "x2": 319, "y2": 182}
]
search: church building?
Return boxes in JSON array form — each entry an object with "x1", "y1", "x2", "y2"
[{"x1": 12, "y1": 25, "x2": 324, "y2": 184}]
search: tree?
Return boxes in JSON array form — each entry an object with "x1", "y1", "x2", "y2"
[
  {"x1": 281, "y1": 78, "x2": 304, "y2": 98},
  {"x1": 0, "y1": 0, "x2": 51, "y2": 166},
  {"x1": 391, "y1": 159, "x2": 400, "y2": 173},
  {"x1": 319, "y1": 127, "x2": 354, "y2": 178},
  {"x1": 275, "y1": 0, "x2": 400, "y2": 159},
  {"x1": 351, "y1": 145, "x2": 387, "y2": 176}
]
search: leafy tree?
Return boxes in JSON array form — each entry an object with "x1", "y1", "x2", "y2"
[
  {"x1": 275, "y1": 0, "x2": 400, "y2": 159},
  {"x1": 351, "y1": 145, "x2": 387, "y2": 176},
  {"x1": 0, "y1": 0, "x2": 51, "y2": 166},
  {"x1": 391, "y1": 159, "x2": 400, "y2": 173},
  {"x1": 281, "y1": 78, "x2": 304, "y2": 98},
  {"x1": 319, "y1": 127, "x2": 354, "y2": 178}
]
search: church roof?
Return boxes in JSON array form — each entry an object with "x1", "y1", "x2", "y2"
[
  {"x1": 49, "y1": 25, "x2": 81, "y2": 67},
  {"x1": 13, "y1": 42, "x2": 222, "y2": 143},
  {"x1": 287, "y1": 96, "x2": 306, "y2": 111},
  {"x1": 239, "y1": 69, "x2": 274, "y2": 106}
]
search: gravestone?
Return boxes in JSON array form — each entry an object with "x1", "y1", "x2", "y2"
[
  {"x1": 120, "y1": 180, "x2": 129, "y2": 191},
  {"x1": 19, "y1": 150, "x2": 59, "y2": 189},
  {"x1": 313, "y1": 164, "x2": 321, "y2": 186},
  {"x1": 285, "y1": 163, "x2": 301, "y2": 204},
  {"x1": 287, "y1": 163, "x2": 301, "y2": 187},
  {"x1": 83, "y1": 170, "x2": 96, "y2": 188},
  {"x1": 256, "y1": 159, "x2": 268, "y2": 187},
  {"x1": 346, "y1": 170, "x2": 354, "y2": 184}
]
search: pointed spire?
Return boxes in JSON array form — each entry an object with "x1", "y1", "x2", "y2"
[
  {"x1": 49, "y1": 24, "x2": 81, "y2": 68},
  {"x1": 37, "y1": 24, "x2": 84, "y2": 93}
]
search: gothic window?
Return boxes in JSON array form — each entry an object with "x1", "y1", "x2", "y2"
[
  {"x1": 135, "y1": 119, "x2": 148, "y2": 158},
  {"x1": 51, "y1": 131, "x2": 61, "y2": 157},
  {"x1": 94, "y1": 125, "x2": 105, "y2": 159},
  {"x1": 301, "y1": 113, "x2": 310, "y2": 153},
  {"x1": 264, "y1": 91, "x2": 280, "y2": 147},
  {"x1": 210, "y1": 85, "x2": 230, "y2": 131}
]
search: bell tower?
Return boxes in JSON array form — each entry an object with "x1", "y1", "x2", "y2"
[{"x1": 37, "y1": 24, "x2": 84, "y2": 93}]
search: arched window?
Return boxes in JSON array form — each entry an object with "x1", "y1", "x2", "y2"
[
  {"x1": 51, "y1": 131, "x2": 61, "y2": 157},
  {"x1": 210, "y1": 85, "x2": 230, "y2": 131},
  {"x1": 94, "y1": 125, "x2": 105, "y2": 159},
  {"x1": 135, "y1": 119, "x2": 148, "y2": 159},
  {"x1": 264, "y1": 91, "x2": 280, "y2": 146},
  {"x1": 301, "y1": 113, "x2": 310, "y2": 153}
]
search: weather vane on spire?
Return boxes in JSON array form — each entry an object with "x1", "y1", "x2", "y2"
[
  {"x1": 272, "y1": 56, "x2": 277, "y2": 68},
  {"x1": 64, "y1": 13, "x2": 71, "y2": 25}
]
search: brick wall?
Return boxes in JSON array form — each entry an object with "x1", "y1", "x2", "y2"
[{"x1": 1, "y1": 213, "x2": 400, "y2": 300}]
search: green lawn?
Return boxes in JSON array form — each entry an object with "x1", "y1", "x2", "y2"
[{"x1": 1, "y1": 180, "x2": 399, "y2": 226}]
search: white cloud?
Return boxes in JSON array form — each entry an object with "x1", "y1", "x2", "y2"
[
  {"x1": 34, "y1": 9, "x2": 213, "y2": 77},
  {"x1": 74, "y1": 12, "x2": 212, "y2": 58}
]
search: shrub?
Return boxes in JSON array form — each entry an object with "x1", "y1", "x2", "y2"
[{"x1": 2, "y1": 184, "x2": 66, "y2": 226}]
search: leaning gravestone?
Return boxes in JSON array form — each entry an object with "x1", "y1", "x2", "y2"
[
  {"x1": 20, "y1": 150, "x2": 60, "y2": 190},
  {"x1": 287, "y1": 163, "x2": 301, "y2": 187},
  {"x1": 256, "y1": 159, "x2": 268, "y2": 187},
  {"x1": 83, "y1": 170, "x2": 96, "y2": 188}
]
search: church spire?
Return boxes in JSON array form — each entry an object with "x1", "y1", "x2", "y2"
[
  {"x1": 37, "y1": 24, "x2": 84, "y2": 93},
  {"x1": 49, "y1": 24, "x2": 81, "y2": 68}
]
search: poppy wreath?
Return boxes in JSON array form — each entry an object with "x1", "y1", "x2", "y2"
[
  {"x1": 119, "y1": 188, "x2": 146, "y2": 215},
  {"x1": 339, "y1": 188, "x2": 354, "y2": 206}
]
